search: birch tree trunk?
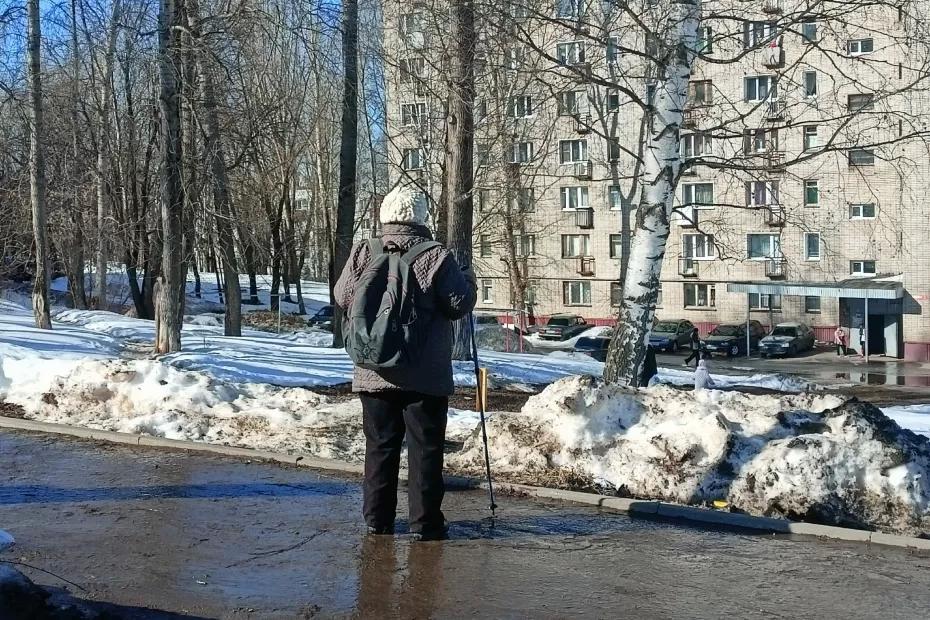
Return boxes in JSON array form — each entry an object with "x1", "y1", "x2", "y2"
[
  {"x1": 93, "y1": 1, "x2": 121, "y2": 310},
  {"x1": 444, "y1": 0, "x2": 477, "y2": 361},
  {"x1": 603, "y1": 0, "x2": 701, "y2": 386},
  {"x1": 194, "y1": 11, "x2": 242, "y2": 336},
  {"x1": 331, "y1": 0, "x2": 359, "y2": 347},
  {"x1": 27, "y1": 0, "x2": 51, "y2": 330},
  {"x1": 155, "y1": 0, "x2": 186, "y2": 354}
]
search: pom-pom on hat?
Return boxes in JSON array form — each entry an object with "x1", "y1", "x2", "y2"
[{"x1": 379, "y1": 185, "x2": 429, "y2": 226}]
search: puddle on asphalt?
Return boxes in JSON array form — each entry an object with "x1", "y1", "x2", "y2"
[{"x1": 828, "y1": 372, "x2": 930, "y2": 387}]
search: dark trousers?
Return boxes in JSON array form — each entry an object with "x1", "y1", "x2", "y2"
[
  {"x1": 684, "y1": 345, "x2": 701, "y2": 366},
  {"x1": 836, "y1": 344, "x2": 847, "y2": 356},
  {"x1": 360, "y1": 391, "x2": 448, "y2": 534}
]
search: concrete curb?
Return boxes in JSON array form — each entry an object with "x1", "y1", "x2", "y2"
[{"x1": 2, "y1": 416, "x2": 929, "y2": 551}]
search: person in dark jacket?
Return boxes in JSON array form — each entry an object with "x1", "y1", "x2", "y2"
[
  {"x1": 335, "y1": 185, "x2": 477, "y2": 541},
  {"x1": 683, "y1": 328, "x2": 702, "y2": 367}
]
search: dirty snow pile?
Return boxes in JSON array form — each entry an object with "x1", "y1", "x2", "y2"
[{"x1": 450, "y1": 375, "x2": 930, "y2": 536}]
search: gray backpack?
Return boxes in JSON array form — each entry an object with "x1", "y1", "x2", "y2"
[{"x1": 344, "y1": 238, "x2": 440, "y2": 369}]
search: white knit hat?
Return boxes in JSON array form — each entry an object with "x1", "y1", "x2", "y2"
[{"x1": 379, "y1": 184, "x2": 429, "y2": 226}]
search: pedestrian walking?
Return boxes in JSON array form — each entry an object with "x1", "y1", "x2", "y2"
[
  {"x1": 834, "y1": 326, "x2": 848, "y2": 356},
  {"x1": 334, "y1": 185, "x2": 477, "y2": 541},
  {"x1": 859, "y1": 328, "x2": 867, "y2": 357},
  {"x1": 683, "y1": 328, "x2": 702, "y2": 367}
]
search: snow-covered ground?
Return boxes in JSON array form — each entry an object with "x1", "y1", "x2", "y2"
[
  {"x1": 525, "y1": 325, "x2": 613, "y2": 349},
  {"x1": 882, "y1": 404, "x2": 930, "y2": 438}
]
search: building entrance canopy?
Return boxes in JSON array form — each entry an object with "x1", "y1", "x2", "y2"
[{"x1": 726, "y1": 278, "x2": 904, "y2": 300}]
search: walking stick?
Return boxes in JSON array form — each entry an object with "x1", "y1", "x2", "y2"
[{"x1": 469, "y1": 313, "x2": 498, "y2": 518}]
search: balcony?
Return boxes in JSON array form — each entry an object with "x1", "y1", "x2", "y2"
[
  {"x1": 765, "y1": 204, "x2": 786, "y2": 226},
  {"x1": 765, "y1": 257, "x2": 787, "y2": 278},
  {"x1": 765, "y1": 98, "x2": 787, "y2": 121},
  {"x1": 762, "y1": 0, "x2": 784, "y2": 14},
  {"x1": 762, "y1": 42, "x2": 784, "y2": 68},
  {"x1": 678, "y1": 206, "x2": 699, "y2": 228},
  {"x1": 762, "y1": 151, "x2": 786, "y2": 171},
  {"x1": 682, "y1": 109, "x2": 699, "y2": 128},
  {"x1": 573, "y1": 160, "x2": 593, "y2": 179},
  {"x1": 578, "y1": 256, "x2": 596, "y2": 277},
  {"x1": 575, "y1": 207, "x2": 594, "y2": 229},
  {"x1": 679, "y1": 257, "x2": 699, "y2": 277},
  {"x1": 575, "y1": 113, "x2": 592, "y2": 134}
]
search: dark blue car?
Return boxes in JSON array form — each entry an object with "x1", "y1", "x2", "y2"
[{"x1": 648, "y1": 319, "x2": 695, "y2": 353}]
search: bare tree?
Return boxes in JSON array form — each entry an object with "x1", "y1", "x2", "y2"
[{"x1": 27, "y1": 0, "x2": 51, "y2": 330}]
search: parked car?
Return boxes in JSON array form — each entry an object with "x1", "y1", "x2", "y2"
[
  {"x1": 573, "y1": 334, "x2": 612, "y2": 361},
  {"x1": 648, "y1": 319, "x2": 695, "y2": 353},
  {"x1": 473, "y1": 312, "x2": 501, "y2": 331},
  {"x1": 538, "y1": 314, "x2": 590, "y2": 341},
  {"x1": 759, "y1": 322, "x2": 816, "y2": 357},
  {"x1": 307, "y1": 305, "x2": 334, "y2": 331},
  {"x1": 703, "y1": 320, "x2": 766, "y2": 357}
]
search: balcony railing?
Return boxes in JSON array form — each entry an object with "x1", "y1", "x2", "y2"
[
  {"x1": 578, "y1": 256, "x2": 596, "y2": 276},
  {"x1": 575, "y1": 207, "x2": 594, "y2": 229},
  {"x1": 765, "y1": 257, "x2": 787, "y2": 278},
  {"x1": 765, "y1": 98, "x2": 787, "y2": 121},
  {"x1": 762, "y1": 151, "x2": 786, "y2": 171},
  {"x1": 682, "y1": 109, "x2": 699, "y2": 128},
  {"x1": 762, "y1": 42, "x2": 784, "y2": 68},
  {"x1": 766, "y1": 204, "x2": 786, "y2": 226},
  {"x1": 575, "y1": 113, "x2": 592, "y2": 134},
  {"x1": 573, "y1": 160, "x2": 593, "y2": 179},
  {"x1": 679, "y1": 257, "x2": 699, "y2": 277},
  {"x1": 678, "y1": 206, "x2": 699, "y2": 228}
]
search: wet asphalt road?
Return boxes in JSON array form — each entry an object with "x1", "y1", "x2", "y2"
[{"x1": 2, "y1": 430, "x2": 930, "y2": 619}]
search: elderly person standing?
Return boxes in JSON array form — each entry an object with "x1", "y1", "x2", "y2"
[{"x1": 335, "y1": 185, "x2": 477, "y2": 541}]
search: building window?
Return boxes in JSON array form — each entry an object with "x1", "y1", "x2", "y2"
[
  {"x1": 607, "y1": 139, "x2": 621, "y2": 161},
  {"x1": 803, "y1": 71, "x2": 817, "y2": 97},
  {"x1": 558, "y1": 90, "x2": 585, "y2": 116},
  {"x1": 744, "y1": 128, "x2": 778, "y2": 154},
  {"x1": 402, "y1": 148, "x2": 424, "y2": 170},
  {"x1": 805, "y1": 296, "x2": 821, "y2": 313},
  {"x1": 563, "y1": 281, "x2": 592, "y2": 306},
  {"x1": 743, "y1": 20, "x2": 777, "y2": 48},
  {"x1": 511, "y1": 188, "x2": 535, "y2": 212},
  {"x1": 506, "y1": 47, "x2": 526, "y2": 70},
  {"x1": 559, "y1": 139, "x2": 588, "y2": 163},
  {"x1": 560, "y1": 186, "x2": 589, "y2": 210},
  {"x1": 606, "y1": 36, "x2": 620, "y2": 63},
  {"x1": 656, "y1": 282, "x2": 663, "y2": 306},
  {"x1": 608, "y1": 185, "x2": 634, "y2": 210},
  {"x1": 849, "y1": 203, "x2": 877, "y2": 219},
  {"x1": 682, "y1": 233, "x2": 715, "y2": 259},
  {"x1": 508, "y1": 95, "x2": 534, "y2": 118},
  {"x1": 474, "y1": 98, "x2": 487, "y2": 123},
  {"x1": 609, "y1": 234, "x2": 622, "y2": 259},
  {"x1": 697, "y1": 26, "x2": 713, "y2": 54},
  {"x1": 681, "y1": 133, "x2": 712, "y2": 158},
  {"x1": 610, "y1": 282, "x2": 622, "y2": 306},
  {"x1": 398, "y1": 9, "x2": 424, "y2": 36},
  {"x1": 479, "y1": 234, "x2": 491, "y2": 257},
  {"x1": 684, "y1": 283, "x2": 715, "y2": 308},
  {"x1": 475, "y1": 143, "x2": 490, "y2": 166},
  {"x1": 749, "y1": 293, "x2": 782, "y2": 310},
  {"x1": 606, "y1": 89, "x2": 621, "y2": 112},
  {"x1": 515, "y1": 235, "x2": 536, "y2": 257},
  {"x1": 481, "y1": 279, "x2": 493, "y2": 304},
  {"x1": 682, "y1": 182, "x2": 714, "y2": 206},
  {"x1": 561, "y1": 234, "x2": 590, "y2": 258},
  {"x1": 804, "y1": 179, "x2": 819, "y2": 206},
  {"x1": 401, "y1": 103, "x2": 427, "y2": 127},
  {"x1": 399, "y1": 57, "x2": 425, "y2": 83},
  {"x1": 525, "y1": 280, "x2": 539, "y2": 305},
  {"x1": 556, "y1": 41, "x2": 585, "y2": 65},
  {"x1": 747, "y1": 233, "x2": 781, "y2": 259},
  {"x1": 803, "y1": 125, "x2": 820, "y2": 151},
  {"x1": 746, "y1": 180, "x2": 779, "y2": 206},
  {"x1": 850, "y1": 260, "x2": 876, "y2": 275},
  {"x1": 848, "y1": 93, "x2": 875, "y2": 111},
  {"x1": 745, "y1": 75, "x2": 776, "y2": 102},
  {"x1": 555, "y1": 0, "x2": 581, "y2": 19},
  {"x1": 847, "y1": 38, "x2": 874, "y2": 55},
  {"x1": 805, "y1": 233, "x2": 821, "y2": 260},
  {"x1": 510, "y1": 141, "x2": 534, "y2": 164},
  {"x1": 476, "y1": 188, "x2": 490, "y2": 212},
  {"x1": 848, "y1": 149, "x2": 875, "y2": 166},
  {"x1": 801, "y1": 20, "x2": 818, "y2": 43},
  {"x1": 688, "y1": 80, "x2": 713, "y2": 106},
  {"x1": 509, "y1": 2, "x2": 529, "y2": 19}
]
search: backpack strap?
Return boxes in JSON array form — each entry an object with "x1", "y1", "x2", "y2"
[{"x1": 400, "y1": 241, "x2": 441, "y2": 266}]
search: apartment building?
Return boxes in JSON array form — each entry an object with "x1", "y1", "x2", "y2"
[{"x1": 383, "y1": 0, "x2": 930, "y2": 359}]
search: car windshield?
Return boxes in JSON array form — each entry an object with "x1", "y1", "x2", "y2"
[
  {"x1": 575, "y1": 337, "x2": 606, "y2": 349},
  {"x1": 548, "y1": 318, "x2": 571, "y2": 327},
  {"x1": 711, "y1": 325, "x2": 741, "y2": 336},
  {"x1": 772, "y1": 327, "x2": 798, "y2": 337},
  {"x1": 315, "y1": 307, "x2": 333, "y2": 317},
  {"x1": 653, "y1": 322, "x2": 678, "y2": 333}
]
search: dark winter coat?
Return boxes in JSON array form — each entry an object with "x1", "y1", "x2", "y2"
[{"x1": 334, "y1": 223, "x2": 477, "y2": 396}]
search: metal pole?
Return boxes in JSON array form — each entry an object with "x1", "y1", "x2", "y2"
[
  {"x1": 470, "y1": 313, "x2": 498, "y2": 518},
  {"x1": 746, "y1": 293, "x2": 751, "y2": 358}
]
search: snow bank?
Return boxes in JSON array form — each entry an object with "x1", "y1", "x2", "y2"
[
  {"x1": 881, "y1": 404, "x2": 930, "y2": 438},
  {"x1": 656, "y1": 367, "x2": 815, "y2": 393},
  {"x1": 449, "y1": 376, "x2": 930, "y2": 536}
]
